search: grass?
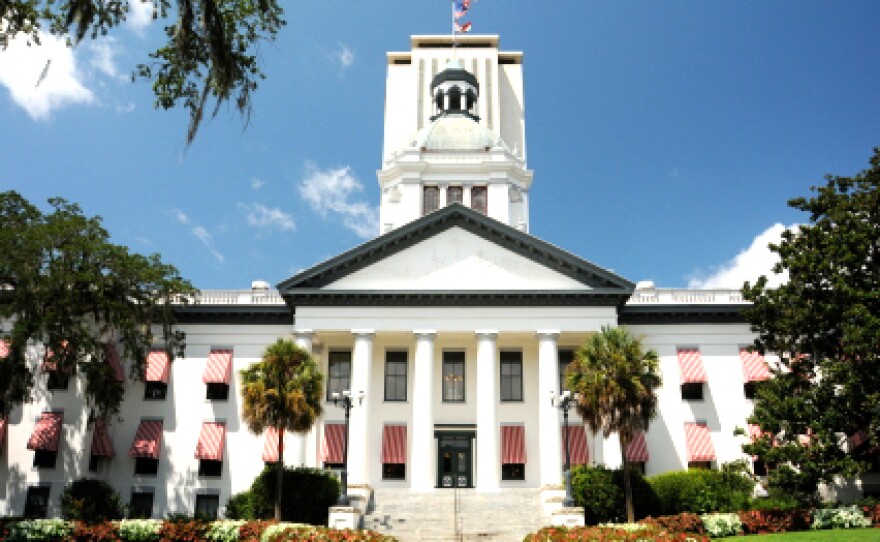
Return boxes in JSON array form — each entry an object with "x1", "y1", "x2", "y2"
[{"x1": 736, "y1": 529, "x2": 880, "y2": 541}]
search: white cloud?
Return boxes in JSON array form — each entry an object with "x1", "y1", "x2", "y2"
[
  {"x1": 251, "y1": 178, "x2": 267, "y2": 190},
  {"x1": 336, "y1": 42, "x2": 354, "y2": 70},
  {"x1": 172, "y1": 209, "x2": 190, "y2": 225},
  {"x1": 0, "y1": 30, "x2": 94, "y2": 119},
  {"x1": 688, "y1": 223, "x2": 796, "y2": 289},
  {"x1": 192, "y1": 226, "x2": 224, "y2": 263},
  {"x1": 237, "y1": 202, "x2": 295, "y2": 232},
  {"x1": 88, "y1": 38, "x2": 122, "y2": 79},
  {"x1": 116, "y1": 102, "x2": 135, "y2": 114},
  {"x1": 298, "y1": 162, "x2": 378, "y2": 238},
  {"x1": 127, "y1": 0, "x2": 154, "y2": 33}
]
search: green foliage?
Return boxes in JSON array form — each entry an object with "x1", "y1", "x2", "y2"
[
  {"x1": 648, "y1": 468, "x2": 754, "y2": 515},
  {"x1": 118, "y1": 519, "x2": 162, "y2": 541},
  {"x1": 6, "y1": 519, "x2": 73, "y2": 541},
  {"x1": 60, "y1": 478, "x2": 124, "y2": 522},
  {"x1": 0, "y1": 192, "x2": 194, "y2": 419},
  {"x1": 524, "y1": 525, "x2": 711, "y2": 542},
  {"x1": 570, "y1": 465, "x2": 659, "y2": 524},
  {"x1": 225, "y1": 465, "x2": 339, "y2": 525},
  {"x1": 0, "y1": 0, "x2": 285, "y2": 144},
  {"x1": 743, "y1": 148, "x2": 880, "y2": 503},
  {"x1": 701, "y1": 512, "x2": 743, "y2": 538},
  {"x1": 204, "y1": 519, "x2": 245, "y2": 542},
  {"x1": 259, "y1": 522, "x2": 311, "y2": 542},
  {"x1": 567, "y1": 326, "x2": 661, "y2": 522},
  {"x1": 811, "y1": 506, "x2": 871, "y2": 530},
  {"x1": 750, "y1": 490, "x2": 804, "y2": 511}
]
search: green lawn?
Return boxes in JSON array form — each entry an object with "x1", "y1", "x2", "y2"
[{"x1": 734, "y1": 529, "x2": 880, "y2": 541}]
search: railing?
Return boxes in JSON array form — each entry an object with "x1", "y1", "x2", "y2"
[
  {"x1": 627, "y1": 289, "x2": 745, "y2": 305},
  {"x1": 193, "y1": 290, "x2": 284, "y2": 305}
]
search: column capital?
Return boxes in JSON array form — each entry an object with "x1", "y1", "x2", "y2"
[
  {"x1": 536, "y1": 330, "x2": 561, "y2": 340},
  {"x1": 413, "y1": 329, "x2": 437, "y2": 339},
  {"x1": 474, "y1": 329, "x2": 499, "y2": 340},
  {"x1": 292, "y1": 329, "x2": 315, "y2": 338},
  {"x1": 351, "y1": 329, "x2": 375, "y2": 339}
]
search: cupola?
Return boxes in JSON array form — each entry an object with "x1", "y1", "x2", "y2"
[{"x1": 429, "y1": 59, "x2": 480, "y2": 122}]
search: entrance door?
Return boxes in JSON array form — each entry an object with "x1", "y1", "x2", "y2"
[{"x1": 437, "y1": 434, "x2": 472, "y2": 488}]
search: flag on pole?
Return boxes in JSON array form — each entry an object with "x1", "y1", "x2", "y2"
[
  {"x1": 454, "y1": 0, "x2": 471, "y2": 19},
  {"x1": 454, "y1": 21, "x2": 472, "y2": 33}
]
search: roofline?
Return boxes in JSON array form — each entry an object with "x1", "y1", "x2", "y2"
[
  {"x1": 172, "y1": 305, "x2": 292, "y2": 325},
  {"x1": 618, "y1": 304, "x2": 749, "y2": 325},
  {"x1": 285, "y1": 289, "x2": 632, "y2": 307}
]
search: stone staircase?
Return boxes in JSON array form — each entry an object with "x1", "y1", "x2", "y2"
[{"x1": 363, "y1": 488, "x2": 548, "y2": 542}]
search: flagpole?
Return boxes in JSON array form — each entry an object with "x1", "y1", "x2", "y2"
[{"x1": 451, "y1": 1, "x2": 458, "y2": 57}]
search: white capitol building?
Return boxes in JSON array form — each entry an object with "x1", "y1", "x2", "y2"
[{"x1": 6, "y1": 33, "x2": 858, "y2": 540}]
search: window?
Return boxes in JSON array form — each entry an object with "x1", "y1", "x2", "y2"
[
  {"x1": 34, "y1": 449, "x2": 58, "y2": 468},
  {"x1": 144, "y1": 382, "x2": 167, "y2": 400},
  {"x1": 326, "y1": 351, "x2": 351, "y2": 401},
  {"x1": 442, "y1": 352, "x2": 466, "y2": 402},
  {"x1": 688, "y1": 461, "x2": 713, "y2": 470},
  {"x1": 23, "y1": 486, "x2": 50, "y2": 518},
  {"x1": 500, "y1": 351, "x2": 523, "y2": 402},
  {"x1": 206, "y1": 383, "x2": 229, "y2": 401},
  {"x1": 447, "y1": 186, "x2": 463, "y2": 205},
  {"x1": 752, "y1": 458, "x2": 767, "y2": 477},
  {"x1": 384, "y1": 351, "x2": 407, "y2": 402},
  {"x1": 383, "y1": 463, "x2": 406, "y2": 480},
  {"x1": 558, "y1": 349, "x2": 574, "y2": 393},
  {"x1": 129, "y1": 490, "x2": 154, "y2": 518},
  {"x1": 501, "y1": 463, "x2": 525, "y2": 481},
  {"x1": 681, "y1": 382, "x2": 704, "y2": 401},
  {"x1": 628, "y1": 462, "x2": 646, "y2": 475},
  {"x1": 47, "y1": 371, "x2": 70, "y2": 391},
  {"x1": 88, "y1": 454, "x2": 101, "y2": 472},
  {"x1": 423, "y1": 186, "x2": 439, "y2": 215},
  {"x1": 198, "y1": 459, "x2": 222, "y2": 477},
  {"x1": 194, "y1": 494, "x2": 220, "y2": 520},
  {"x1": 135, "y1": 457, "x2": 159, "y2": 476},
  {"x1": 471, "y1": 186, "x2": 487, "y2": 214},
  {"x1": 744, "y1": 381, "x2": 759, "y2": 400}
]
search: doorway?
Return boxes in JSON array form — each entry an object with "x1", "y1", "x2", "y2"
[{"x1": 437, "y1": 433, "x2": 473, "y2": 488}]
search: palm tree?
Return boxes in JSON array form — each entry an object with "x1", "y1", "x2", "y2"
[
  {"x1": 240, "y1": 339, "x2": 323, "y2": 520},
  {"x1": 567, "y1": 325, "x2": 661, "y2": 523}
]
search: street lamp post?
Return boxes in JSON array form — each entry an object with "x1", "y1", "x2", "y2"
[
  {"x1": 551, "y1": 390, "x2": 579, "y2": 507},
  {"x1": 332, "y1": 389, "x2": 364, "y2": 506}
]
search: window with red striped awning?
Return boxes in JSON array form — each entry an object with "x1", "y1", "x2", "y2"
[
  {"x1": 203, "y1": 349, "x2": 233, "y2": 384},
  {"x1": 0, "y1": 339, "x2": 9, "y2": 358},
  {"x1": 626, "y1": 431, "x2": 649, "y2": 462},
  {"x1": 0, "y1": 416, "x2": 8, "y2": 451},
  {"x1": 145, "y1": 350, "x2": 170, "y2": 384},
  {"x1": 685, "y1": 423, "x2": 716, "y2": 462},
  {"x1": 91, "y1": 419, "x2": 115, "y2": 457},
  {"x1": 322, "y1": 423, "x2": 345, "y2": 464},
  {"x1": 42, "y1": 341, "x2": 72, "y2": 372},
  {"x1": 262, "y1": 427, "x2": 281, "y2": 463},
  {"x1": 501, "y1": 425, "x2": 526, "y2": 464},
  {"x1": 677, "y1": 348, "x2": 707, "y2": 383},
  {"x1": 105, "y1": 344, "x2": 125, "y2": 383},
  {"x1": 130, "y1": 420, "x2": 163, "y2": 458},
  {"x1": 740, "y1": 349, "x2": 771, "y2": 382},
  {"x1": 195, "y1": 422, "x2": 226, "y2": 461},
  {"x1": 381, "y1": 424, "x2": 407, "y2": 464},
  {"x1": 561, "y1": 424, "x2": 589, "y2": 465},
  {"x1": 27, "y1": 412, "x2": 63, "y2": 452}
]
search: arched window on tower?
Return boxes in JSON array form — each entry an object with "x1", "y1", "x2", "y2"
[{"x1": 448, "y1": 86, "x2": 462, "y2": 111}]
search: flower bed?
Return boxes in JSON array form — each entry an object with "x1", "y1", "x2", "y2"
[{"x1": 523, "y1": 525, "x2": 709, "y2": 541}]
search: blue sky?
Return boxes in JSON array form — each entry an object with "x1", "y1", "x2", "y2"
[{"x1": 2, "y1": 1, "x2": 878, "y2": 290}]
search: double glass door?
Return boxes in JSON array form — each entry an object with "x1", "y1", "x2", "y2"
[{"x1": 437, "y1": 433, "x2": 473, "y2": 488}]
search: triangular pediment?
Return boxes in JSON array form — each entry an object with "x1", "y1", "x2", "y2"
[{"x1": 278, "y1": 205, "x2": 633, "y2": 306}]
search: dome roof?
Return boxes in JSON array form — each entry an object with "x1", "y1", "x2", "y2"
[{"x1": 412, "y1": 115, "x2": 504, "y2": 151}]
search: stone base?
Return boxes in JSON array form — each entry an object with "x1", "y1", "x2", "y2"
[
  {"x1": 328, "y1": 506, "x2": 360, "y2": 530},
  {"x1": 550, "y1": 507, "x2": 585, "y2": 527}
]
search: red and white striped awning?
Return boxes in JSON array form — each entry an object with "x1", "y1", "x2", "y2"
[
  {"x1": 130, "y1": 420, "x2": 163, "y2": 458},
  {"x1": 145, "y1": 350, "x2": 170, "y2": 384},
  {"x1": 203, "y1": 349, "x2": 233, "y2": 384},
  {"x1": 91, "y1": 419, "x2": 115, "y2": 457},
  {"x1": 501, "y1": 425, "x2": 526, "y2": 464},
  {"x1": 105, "y1": 344, "x2": 125, "y2": 383},
  {"x1": 747, "y1": 424, "x2": 763, "y2": 441},
  {"x1": 0, "y1": 416, "x2": 8, "y2": 451},
  {"x1": 740, "y1": 349, "x2": 771, "y2": 382},
  {"x1": 262, "y1": 427, "x2": 281, "y2": 463},
  {"x1": 322, "y1": 423, "x2": 345, "y2": 464},
  {"x1": 627, "y1": 432, "x2": 649, "y2": 463},
  {"x1": 561, "y1": 424, "x2": 589, "y2": 465},
  {"x1": 27, "y1": 412, "x2": 62, "y2": 452},
  {"x1": 381, "y1": 424, "x2": 407, "y2": 464},
  {"x1": 678, "y1": 349, "x2": 707, "y2": 383},
  {"x1": 0, "y1": 339, "x2": 10, "y2": 358},
  {"x1": 685, "y1": 423, "x2": 716, "y2": 462},
  {"x1": 195, "y1": 422, "x2": 226, "y2": 461}
]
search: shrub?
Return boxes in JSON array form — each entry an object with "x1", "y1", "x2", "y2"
[
  {"x1": 748, "y1": 490, "x2": 802, "y2": 511},
  {"x1": 72, "y1": 521, "x2": 122, "y2": 541},
  {"x1": 5, "y1": 519, "x2": 73, "y2": 541},
  {"x1": 641, "y1": 513, "x2": 705, "y2": 535},
  {"x1": 237, "y1": 520, "x2": 278, "y2": 542},
  {"x1": 570, "y1": 465, "x2": 659, "y2": 524},
  {"x1": 260, "y1": 523, "x2": 311, "y2": 542},
  {"x1": 524, "y1": 525, "x2": 710, "y2": 542},
  {"x1": 648, "y1": 468, "x2": 753, "y2": 515},
  {"x1": 205, "y1": 519, "x2": 246, "y2": 542},
  {"x1": 811, "y1": 505, "x2": 871, "y2": 530},
  {"x1": 700, "y1": 512, "x2": 742, "y2": 538},
  {"x1": 118, "y1": 519, "x2": 162, "y2": 541},
  {"x1": 229, "y1": 466, "x2": 339, "y2": 525},
  {"x1": 60, "y1": 478, "x2": 124, "y2": 522},
  {"x1": 738, "y1": 508, "x2": 812, "y2": 534},
  {"x1": 158, "y1": 518, "x2": 209, "y2": 540}
]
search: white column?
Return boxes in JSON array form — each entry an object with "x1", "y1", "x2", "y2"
[
  {"x1": 292, "y1": 329, "x2": 317, "y2": 467},
  {"x1": 475, "y1": 330, "x2": 500, "y2": 492},
  {"x1": 349, "y1": 330, "x2": 374, "y2": 486},
  {"x1": 538, "y1": 330, "x2": 563, "y2": 486},
  {"x1": 411, "y1": 330, "x2": 437, "y2": 491}
]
